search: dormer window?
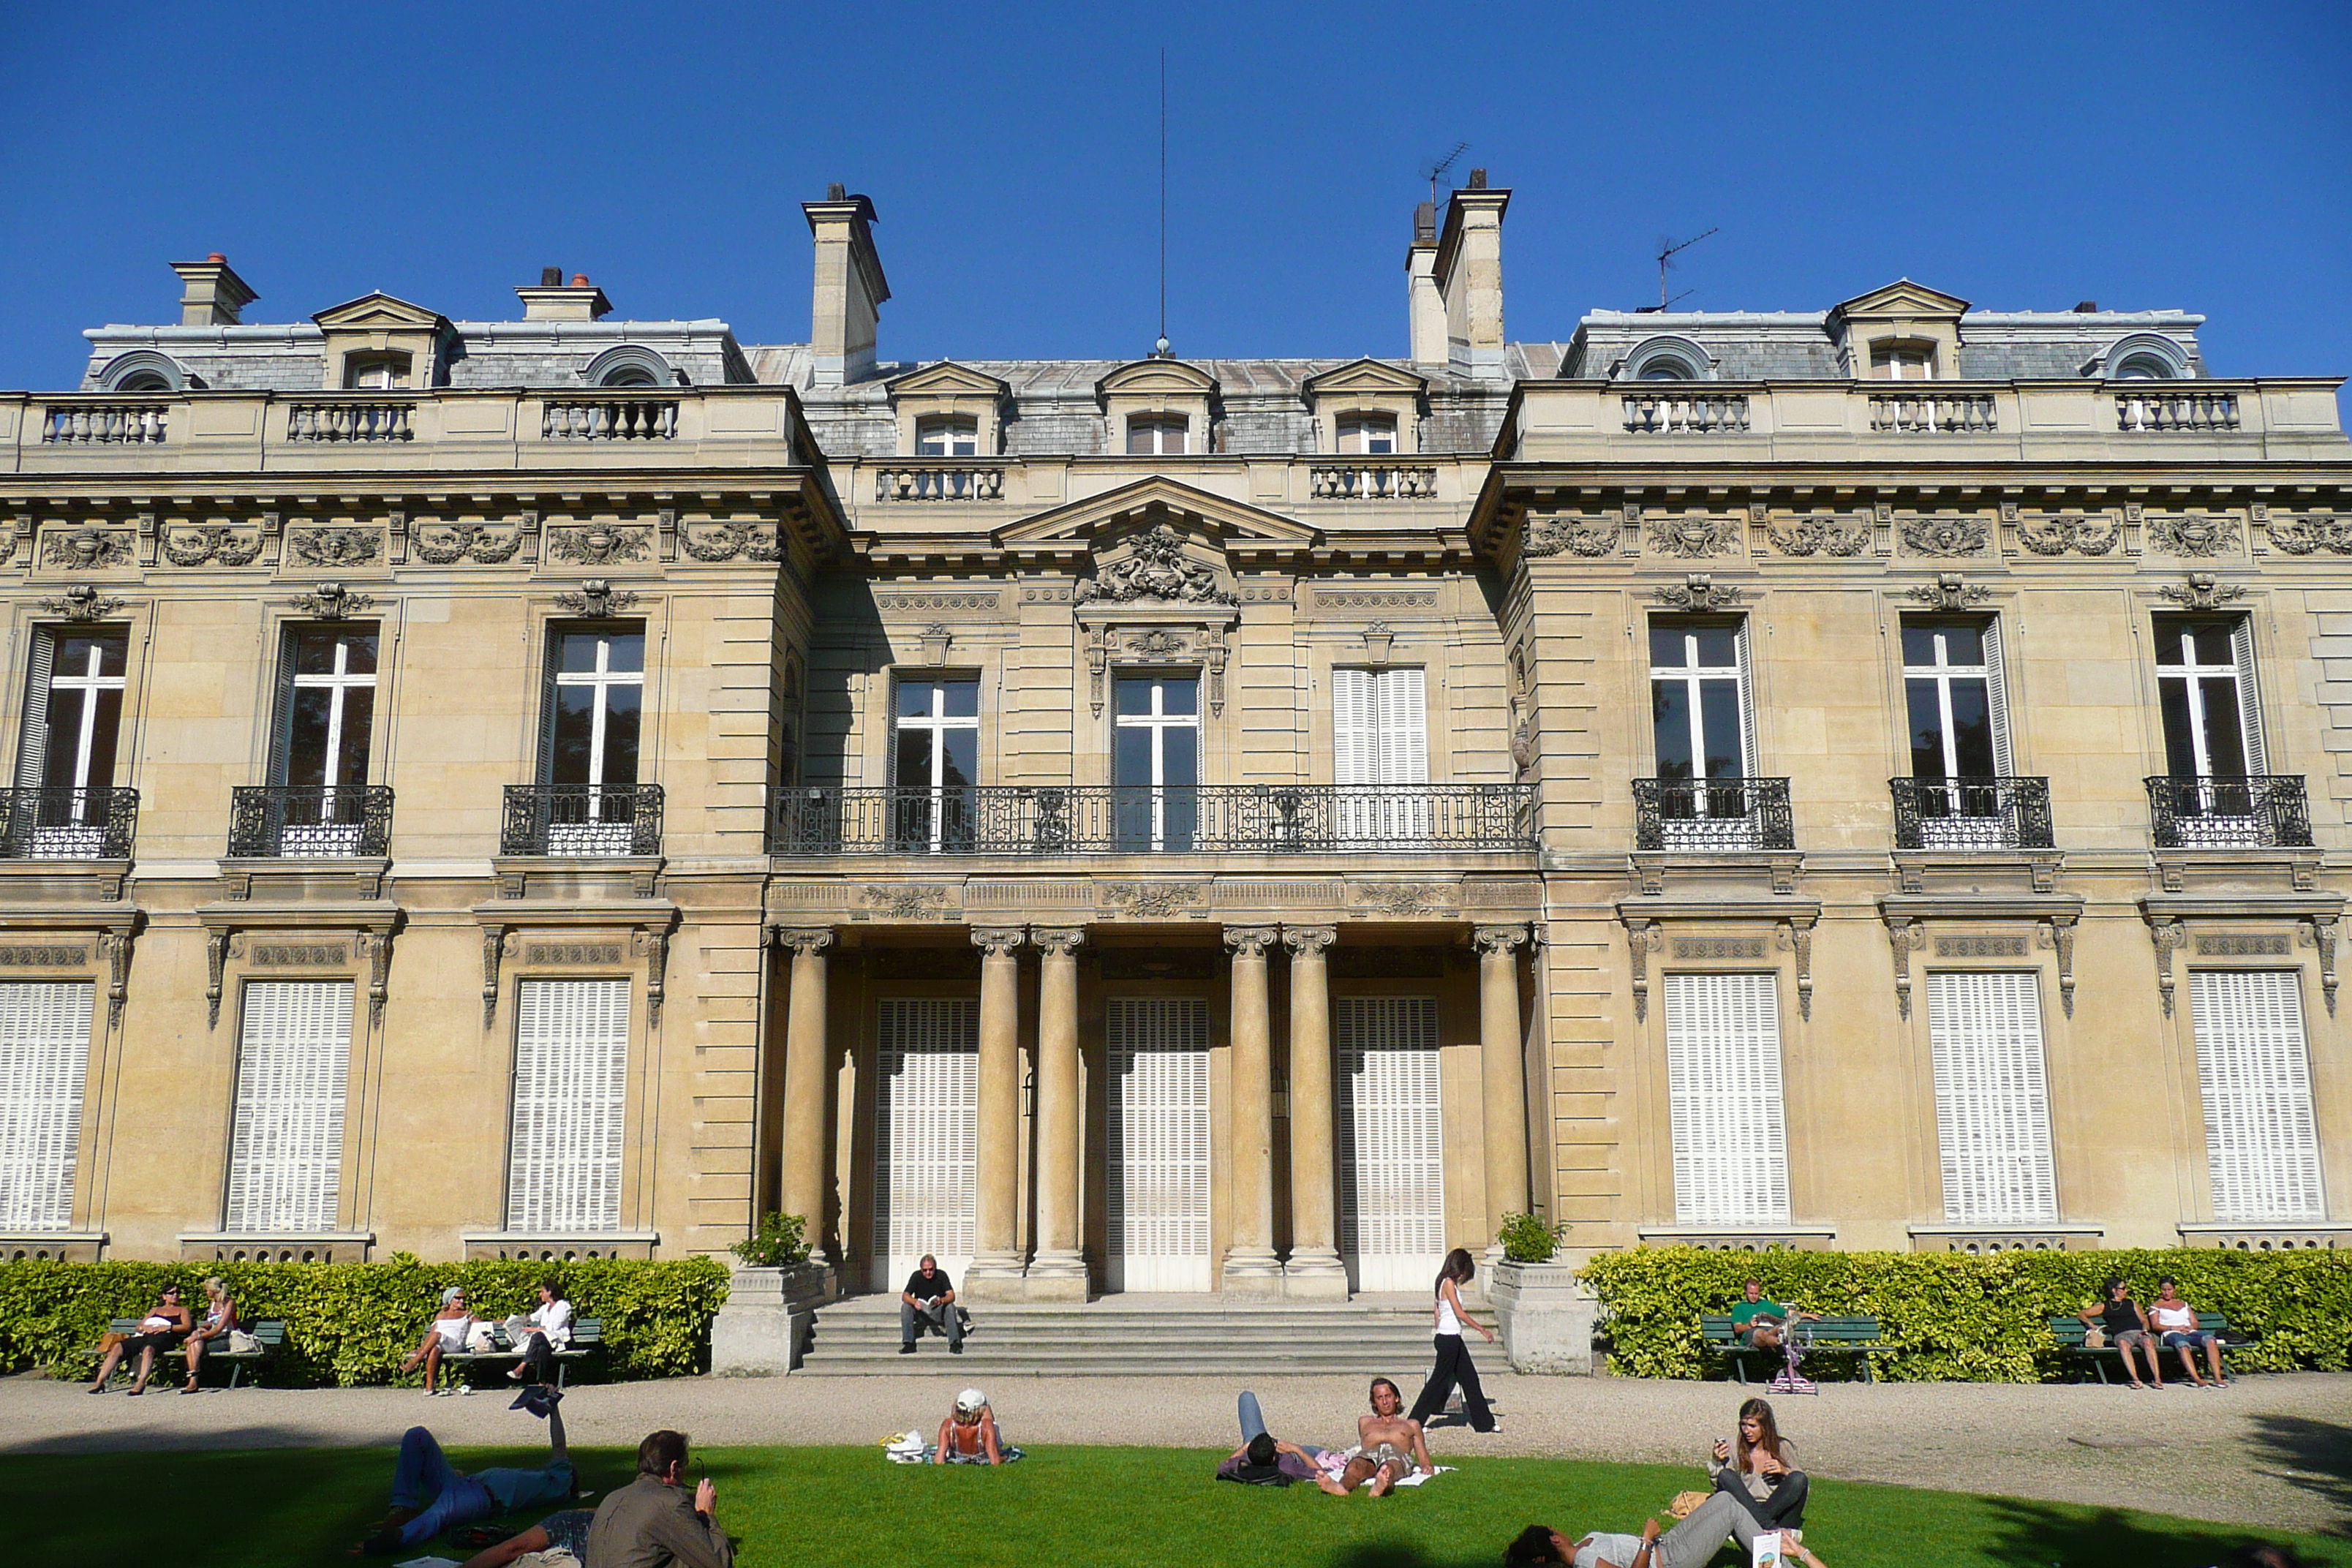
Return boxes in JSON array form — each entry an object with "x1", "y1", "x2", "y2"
[
  {"x1": 1127, "y1": 415, "x2": 1189, "y2": 456},
  {"x1": 344, "y1": 353, "x2": 412, "y2": 391},
  {"x1": 600, "y1": 366, "x2": 659, "y2": 388},
  {"x1": 917, "y1": 415, "x2": 979, "y2": 457},
  {"x1": 1335, "y1": 415, "x2": 1397, "y2": 455},
  {"x1": 2114, "y1": 355, "x2": 2174, "y2": 381},
  {"x1": 1637, "y1": 362, "x2": 1693, "y2": 381},
  {"x1": 1870, "y1": 341, "x2": 1937, "y2": 380}
]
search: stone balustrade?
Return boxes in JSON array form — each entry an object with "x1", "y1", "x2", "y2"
[
  {"x1": 42, "y1": 402, "x2": 167, "y2": 445},
  {"x1": 542, "y1": 394, "x2": 680, "y2": 441},
  {"x1": 1308, "y1": 463, "x2": 1439, "y2": 499},
  {"x1": 1868, "y1": 390, "x2": 1997, "y2": 433},
  {"x1": 2117, "y1": 388, "x2": 2241, "y2": 432},
  {"x1": 874, "y1": 463, "x2": 1004, "y2": 502},
  {"x1": 287, "y1": 399, "x2": 413, "y2": 442},
  {"x1": 1621, "y1": 392, "x2": 1749, "y2": 434}
]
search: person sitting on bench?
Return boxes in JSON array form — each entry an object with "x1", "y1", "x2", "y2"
[
  {"x1": 179, "y1": 1276, "x2": 240, "y2": 1395},
  {"x1": 353, "y1": 1395, "x2": 575, "y2": 1557},
  {"x1": 87, "y1": 1284, "x2": 192, "y2": 1396},
  {"x1": 2080, "y1": 1276, "x2": 2162, "y2": 1390},
  {"x1": 1730, "y1": 1279, "x2": 1817, "y2": 1356},
  {"x1": 400, "y1": 1285, "x2": 478, "y2": 1396},
  {"x1": 2149, "y1": 1276, "x2": 2228, "y2": 1389},
  {"x1": 900, "y1": 1254, "x2": 964, "y2": 1354},
  {"x1": 505, "y1": 1278, "x2": 574, "y2": 1387}
]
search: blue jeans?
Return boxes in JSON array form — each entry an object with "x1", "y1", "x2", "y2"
[
  {"x1": 1237, "y1": 1391, "x2": 1328, "y2": 1460},
  {"x1": 388, "y1": 1427, "x2": 497, "y2": 1549}
]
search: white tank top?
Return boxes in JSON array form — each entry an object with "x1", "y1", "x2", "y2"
[
  {"x1": 1435, "y1": 1289, "x2": 1464, "y2": 1336},
  {"x1": 2151, "y1": 1302, "x2": 2195, "y2": 1331}
]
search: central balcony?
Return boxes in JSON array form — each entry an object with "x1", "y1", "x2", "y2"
[
  {"x1": 1889, "y1": 777, "x2": 2054, "y2": 851},
  {"x1": 0, "y1": 787, "x2": 139, "y2": 860},
  {"x1": 2144, "y1": 775, "x2": 2313, "y2": 849},
  {"x1": 502, "y1": 784, "x2": 666, "y2": 858},
  {"x1": 768, "y1": 784, "x2": 1537, "y2": 856},
  {"x1": 228, "y1": 785, "x2": 393, "y2": 858},
  {"x1": 1633, "y1": 777, "x2": 1794, "y2": 853}
]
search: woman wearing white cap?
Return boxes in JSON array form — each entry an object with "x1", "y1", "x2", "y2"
[
  {"x1": 935, "y1": 1387, "x2": 1015, "y2": 1465},
  {"x1": 399, "y1": 1285, "x2": 480, "y2": 1397}
]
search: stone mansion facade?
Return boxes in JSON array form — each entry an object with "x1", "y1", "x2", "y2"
[{"x1": 0, "y1": 176, "x2": 2348, "y2": 1297}]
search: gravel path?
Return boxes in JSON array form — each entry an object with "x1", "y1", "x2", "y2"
[{"x1": 16, "y1": 1370, "x2": 2351, "y2": 1536}]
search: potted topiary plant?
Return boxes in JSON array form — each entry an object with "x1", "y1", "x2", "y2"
[
  {"x1": 710, "y1": 1213, "x2": 829, "y2": 1376},
  {"x1": 1489, "y1": 1211, "x2": 1597, "y2": 1375}
]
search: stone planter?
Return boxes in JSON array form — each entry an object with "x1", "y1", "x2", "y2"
[
  {"x1": 709, "y1": 1262, "x2": 829, "y2": 1376},
  {"x1": 1489, "y1": 1259, "x2": 1597, "y2": 1375}
]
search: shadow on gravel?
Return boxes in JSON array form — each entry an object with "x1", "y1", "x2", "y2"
[
  {"x1": 1980, "y1": 1497, "x2": 2320, "y2": 1568},
  {"x1": 2246, "y1": 1414, "x2": 2352, "y2": 1538}
]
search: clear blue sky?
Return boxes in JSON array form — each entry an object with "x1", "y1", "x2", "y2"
[{"x1": 3, "y1": 1, "x2": 2346, "y2": 394}]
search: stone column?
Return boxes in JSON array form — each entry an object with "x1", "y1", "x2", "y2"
[
  {"x1": 1282, "y1": 925, "x2": 1347, "y2": 1298},
  {"x1": 1223, "y1": 925, "x2": 1284, "y2": 1294},
  {"x1": 965, "y1": 927, "x2": 1028, "y2": 1298},
  {"x1": 776, "y1": 927, "x2": 835, "y2": 1271},
  {"x1": 1475, "y1": 924, "x2": 1531, "y2": 1260},
  {"x1": 1026, "y1": 927, "x2": 1088, "y2": 1300}
]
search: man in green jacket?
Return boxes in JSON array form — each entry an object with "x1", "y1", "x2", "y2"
[{"x1": 586, "y1": 1430, "x2": 734, "y2": 1568}]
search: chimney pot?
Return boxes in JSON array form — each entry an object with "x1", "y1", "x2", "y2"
[
  {"x1": 170, "y1": 256, "x2": 257, "y2": 326},
  {"x1": 2073, "y1": 299, "x2": 2098, "y2": 312},
  {"x1": 541, "y1": 266, "x2": 563, "y2": 287},
  {"x1": 1414, "y1": 202, "x2": 1436, "y2": 244},
  {"x1": 572, "y1": 273, "x2": 590, "y2": 287},
  {"x1": 828, "y1": 182, "x2": 848, "y2": 201},
  {"x1": 1468, "y1": 167, "x2": 1488, "y2": 189},
  {"x1": 206, "y1": 252, "x2": 227, "y2": 264}
]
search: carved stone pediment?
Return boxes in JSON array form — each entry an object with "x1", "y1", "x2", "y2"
[
  {"x1": 997, "y1": 475, "x2": 1315, "y2": 550},
  {"x1": 1075, "y1": 522, "x2": 1235, "y2": 606}
]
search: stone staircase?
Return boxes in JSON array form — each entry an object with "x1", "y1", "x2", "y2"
[{"x1": 795, "y1": 1292, "x2": 1441, "y2": 1378}]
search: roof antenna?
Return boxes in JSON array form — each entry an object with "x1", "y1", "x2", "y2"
[
  {"x1": 1422, "y1": 141, "x2": 1470, "y2": 209},
  {"x1": 1654, "y1": 227, "x2": 1719, "y2": 310},
  {"x1": 1155, "y1": 48, "x2": 1170, "y2": 358}
]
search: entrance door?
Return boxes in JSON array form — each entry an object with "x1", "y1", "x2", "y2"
[
  {"x1": 872, "y1": 998, "x2": 978, "y2": 1292},
  {"x1": 1337, "y1": 997, "x2": 1446, "y2": 1292},
  {"x1": 1106, "y1": 998, "x2": 1211, "y2": 1292}
]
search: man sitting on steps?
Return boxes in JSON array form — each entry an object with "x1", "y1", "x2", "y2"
[{"x1": 900, "y1": 1254, "x2": 965, "y2": 1355}]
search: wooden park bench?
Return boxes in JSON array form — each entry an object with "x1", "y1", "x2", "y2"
[
  {"x1": 2048, "y1": 1311, "x2": 2245, "y2": 1384},
  {"x1": 1700, "y1": 1313, "x2": 1900, "y2": 1384},
  {"x1": 91, "y1": 1318, "x2": 286, "y2": 1390},
  {"x1": 436, "y1": 1318, "x2": 604, "y2": 1390}
]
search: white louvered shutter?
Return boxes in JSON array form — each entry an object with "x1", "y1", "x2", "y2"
[
  {"x1": 1106, "y1": 998, "x2": 1211, "y2": 1291},
  {"x1": 506, "y1": 979, "x2": 629, "y2": 1232},
  {"x1": 2229, "y1": 619, "x2": 2268, "y2": 775},
  {"x1": 1333, "y1": 669, "x2": 1377, "y2": 787},
  {"x1": 1926, "y1": 971, "x2": 2057, "y2": 1223},
  {"x1": 2190, "y1": 970, "x2": 2323, "y2": 1221},
  {"x1": 1733, "y1": 620, "x2": 1757, "y2": 777},
  {"x1": 1374, "y1": 668, "x2": 1431, "y2": 785},
  {"x1": 14, "y1": 632, "x2": 54, "y2": 792},
  {"x1": 1336, "y1": 997, "x2": 1446, "y2": 1292},
  {"x1": 1664, "y1": 973, "x2": 1790, "y2": 1226},
  {"x1": 1982, "y1": 619, "x2": 2016, "y2": 778},
  {"x1": 874, "y1": 998, "x2": 979, "y2": 1288},
  {"x1": 0, "y1": 981, "x2": 93, "y2": 1230},
  {"x1": 225, "y1": 981, "x2": 353, "y2": 1232}
]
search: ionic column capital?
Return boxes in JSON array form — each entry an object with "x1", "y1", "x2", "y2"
[
  {"x1": 1282, "y1": 924, "x2": 1337, "y2": 957},
  {"x1": 971, "y1": 926, "x2": 1028, "y2": 959},
  {"x1": 1224, "y1": 924, "x2": 1280, "y2": 960},
  {"x1": 1032, "y1": 926, "x2": 1086, "y2": 959},
  {"x1": 1473, "y1": 923, "x2": 1529, "y2": 958},
  {"x1": 772, "y1": 925, "x2": 835, "y2": 957}
]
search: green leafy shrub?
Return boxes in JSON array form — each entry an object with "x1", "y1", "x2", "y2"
[
  {"x1": 1579, "y1": 1245, "x2": 2352, "y2": 1382},
  {"x1": 731, "y1": 1213, "x2": 811, "y2": 1270},
  {"x1": 1499, "y1": 1211, "x2": 1567, "y2": 1263},
  {"x1": 0, "y1": 1255, "x2": 730, "y2": 1386}
]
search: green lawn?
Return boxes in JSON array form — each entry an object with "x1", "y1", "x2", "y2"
[{"x1": 15, "y1": 1444, "x2": 2345, "y2": 1568}]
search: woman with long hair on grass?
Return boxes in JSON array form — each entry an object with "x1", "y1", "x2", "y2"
[
  {"x1": 1708, "y1": 1397, "x2": 1808, "y2": 1532},
  {"x1": 1406, "y1": 1248, "x2": 1498, "y2": 1433}
]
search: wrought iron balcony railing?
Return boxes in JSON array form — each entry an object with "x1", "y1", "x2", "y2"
[
  {"x1": 0, "y1": 787, "x2": 139, "y2": 859},
  {"x1": 228, "y1": 785, "x2": 393, "y2": 859},
  {"x1": 1632, "y1": 777, "x2": 1795, "y2": 853},
  {"x1": 2145, "y1": 774, "x2": 2313, "y2": 850},
  {"x1": 1890, "y1": 776, "x2": 2054, "y2": 851},
  {"x1": 767, "y1": 784, "x2": 1537, "y2": 856},
  {"x1": 502, "y1": 784, "x2": 665, "y2": 857}
]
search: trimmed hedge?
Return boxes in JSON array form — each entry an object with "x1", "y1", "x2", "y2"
[
  {"x1": 1580, "y1": 1245, "x2": 2352, "y2": 1382},
  {"x1": 0, "y1": 1255, "x2": 730, "y2": 1387}
]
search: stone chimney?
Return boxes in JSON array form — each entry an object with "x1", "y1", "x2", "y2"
[
  {"x1": 1433, "y1": 170, "x2": 1511, "y2": 379},
  {"x1": 169, "y1": 254, "x2": 257, "y2": 326},
  {"x1": 516, "y1": 269, "x2": 614, "y2": 320},
  {"x1": 1406, "y1": 201, "x2": 1445, "y2": 368},
  {"x1": 802, "y1": 184, "x2": 891, "y2": 387}
]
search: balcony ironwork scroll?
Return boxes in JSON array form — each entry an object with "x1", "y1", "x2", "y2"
[
  {"x1": 502, "y1": 784, "x2": 666, "y2": 857},
  {"x1": 0, "y1": 787, "x2": 139, "y2": 859},
  {"x1": 2144, "y1": 774, "x2": 2312, "y2": 850},
  {"x1": 228, "y1": 785, "x2": 394, "y2": 859},
  {"x1": 1889, "y1": 776, "x2": 2054, "y2": 851},
  {"x1": 767, "y1": 783, "x2": 1536, "y2": 856},
  {"x1": 1632, "y1": 777, "x2": 1795, "y2": 853}
]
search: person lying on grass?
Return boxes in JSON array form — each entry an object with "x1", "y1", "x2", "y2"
[
  {"x1": 351, "y1": 1389, "x2": 573, "y2": 1557},
  {"x1": 936, "y1": 1387, "x2": 1014, "y2": 1465},
  {"x1": 1334, "y1": 1377, "x2": 1434, "y2": 1496},
  {"x1": 1217, "y1": 1390, "x2": 1350, "y2": 1494},
  {"x1": 1502, "y1": 1501, "x2": 1832, "y2": 1568},
  {"x1": 451, "y1": 1504, "x2": 595, "y2": 1568}
]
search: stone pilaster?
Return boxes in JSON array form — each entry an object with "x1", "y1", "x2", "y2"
[
  {"x1": 965, "y1": 926, "x2": 1029, "y2": 1298},
  {"x1": 1282, "y1": 925, "x2": 1347, "y2": 1297},
  {"x1": 1475, "y1": 923, "x2": 1531, "y2": 1261},
  {"x1": 775, "y1": 927, "x2": 834, "y2": 1272},
  {"x1": 1027, "y1": 926, "x2": 1088, "y2": 1300},
  {"x1": 1223, "y1": 925, "x2": 1284, "y2": 1294}
]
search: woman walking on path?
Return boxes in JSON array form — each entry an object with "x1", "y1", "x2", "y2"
[{"x1": 1408, "y1": 1248, "x2": 1498, "y2": 1433}]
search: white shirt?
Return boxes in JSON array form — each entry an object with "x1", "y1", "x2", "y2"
[
  {"x1": 432, "y1": 1314, "x2": 474, "y2": 1347},
  {"x1": 2150, "y1": 1302, "x2": 2196, "y2": 1332},
  {"x1": 1435, "y1": 1288, "x2": 1465, "y2": 1337},
  {"x1": 529, "y1": 1299, "x2": 574, "y2": 1345}
]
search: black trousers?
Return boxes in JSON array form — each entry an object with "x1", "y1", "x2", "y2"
[
  {"x1": 1408, "y1": 1334, "x2": 1495, "y2": 1432},
  {"x1": 519, "y1": 1330, "x2": 555, "y2": 1386},
  {"x1": 1714, "y1": 1466, "x2": 1808, "y2": 1529}
]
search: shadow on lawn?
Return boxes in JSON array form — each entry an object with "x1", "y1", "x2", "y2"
[
  {"x1": 2244, "y1": 1416, "x2": 2352, "y2": 1539},
  {"x1": 1978, "y1": 1496, "x2": 2324, "y2": 1568}
]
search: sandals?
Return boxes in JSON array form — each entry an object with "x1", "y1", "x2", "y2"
[{"x1": 180, "y1": 1382, "x2": 200, "y2": 1395}]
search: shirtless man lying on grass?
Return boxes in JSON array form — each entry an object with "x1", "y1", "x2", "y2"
[{"x1": 1335, "y1": 1377, "x2": 1435, "y2": 1497}]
